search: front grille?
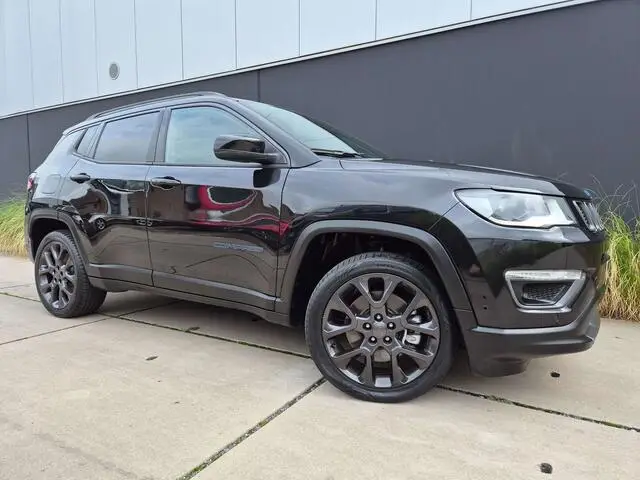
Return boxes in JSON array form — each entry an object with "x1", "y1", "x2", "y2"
[{"x1": 573, "y1": 200, "x2": 604, "y2": 232}]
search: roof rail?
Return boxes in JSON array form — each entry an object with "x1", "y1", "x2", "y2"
[{"x1": 86, "y1": 91, "x2": 226, "y2": 120}]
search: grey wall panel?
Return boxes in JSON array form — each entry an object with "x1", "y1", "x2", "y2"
[
  {"x1": 26, "y1": 72, "x2": 259, "y2": 169},
  {"x1": 261, "y1": 0, "x2": 639, "y2": 214},
  {"x1": 0, "y1": 115, "x2": 30, "y2": 199}
]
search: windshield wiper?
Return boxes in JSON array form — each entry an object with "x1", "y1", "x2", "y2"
[{"x1": 310, "y1": 148, "x2": 365, "y2": 158}]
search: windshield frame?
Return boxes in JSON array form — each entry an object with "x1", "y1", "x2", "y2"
[{"x1": 238, "y1": 99, "x2": 387, "y2": 160}]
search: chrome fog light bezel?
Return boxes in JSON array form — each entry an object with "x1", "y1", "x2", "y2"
[{"x1": 504, "y1": 270, "x2": 586, "y2": 312}]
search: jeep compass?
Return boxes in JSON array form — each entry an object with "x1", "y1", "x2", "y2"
[{"x1": 24, "y1": 92, "x2": 607, "y2": 402}]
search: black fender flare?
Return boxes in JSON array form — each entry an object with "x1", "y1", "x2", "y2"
[
  {"x1": 275, "y1": 220, "x2": 474, "y2": 315},
  {"x1": 28, "y1": 209, "x2": 89, "y2": 264}
]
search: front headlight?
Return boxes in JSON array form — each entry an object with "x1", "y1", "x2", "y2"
[{"x1": 456, "y1": 189, "x2": 576, "y2": 228}]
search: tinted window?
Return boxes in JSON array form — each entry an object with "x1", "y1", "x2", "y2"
[
  {"x1": 165, "y1": 107, "x2": 259, "y2": 165},
  {"x1": 76, "y1": 125, "x2": 99, "y2": 157},
  {"x1": 94, "y1": 112, "x2": 159, "y2": 163}
]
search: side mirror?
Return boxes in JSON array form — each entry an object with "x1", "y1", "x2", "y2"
[{"x1": 214, "y1": 135, "x2": 281, "y2": 164}]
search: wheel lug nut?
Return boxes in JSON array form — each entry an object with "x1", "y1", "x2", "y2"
[
  {"x1": 384, "y1": 336, "x2": 392, "y2": 343},
  {"x1": 374, "y1": 314, "x2": 383, "y2": 321},
  {"x1": 387, "y1": 322, "x2": 395, "y2": 329},
  {"x1": 369, "y1": 336, "x2": 377, "y2": 344},
  {"x1": 363, "y1": 323, "x2": 371, "y2": 330}
]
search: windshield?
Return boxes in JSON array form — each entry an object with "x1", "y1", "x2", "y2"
[{"x1": 239, "y1": 99, "x2": 386, "y2": 159}]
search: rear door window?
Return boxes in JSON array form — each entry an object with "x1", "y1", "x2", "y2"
[{"x1": 94, "y1": 112, "x2": 160, "y2": 164}]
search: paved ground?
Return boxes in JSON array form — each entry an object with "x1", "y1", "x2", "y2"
[{"x1": 0, "y1": 256, "x2": 638, "y2": 479}]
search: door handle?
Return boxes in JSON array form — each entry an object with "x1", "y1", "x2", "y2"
[
  {"x1": 70, "y1": 173, "x2": 91, "y2": 183},
  {"x1": 150, "y1": 176, "x2": 182, "y2": 189}
]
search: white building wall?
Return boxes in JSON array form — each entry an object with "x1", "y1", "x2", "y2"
[
  {"x1": 0, "y1": 0, "x2": 598, "y2": 118},
  {"x1": 2, "y1": 0, "x2": 33, "y2": 114},
  {"x1": 95, "y1": 0, "x2": 138, "y2": 95},
  {"x1": 60, "y1": 0, "x2": 98, "y2": 103},
  {"x1": 29, "y1": 0, "x2": 64, "y2": 108}
]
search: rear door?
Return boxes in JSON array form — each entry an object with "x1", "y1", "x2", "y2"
[
  {"x1": 146, "y1": 104, "x2": 288, "y2": 309},
  {"x1": 61, "y1": 111, "x2": 162, "y2": 285}
]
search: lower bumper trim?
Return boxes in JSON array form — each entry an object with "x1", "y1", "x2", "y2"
[{"x1": 457, "y1": 299, "x2": 601, "y2": 377}]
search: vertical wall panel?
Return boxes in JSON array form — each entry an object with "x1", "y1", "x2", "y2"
[
  {"x1": 236, "y1": 0, "x2": 299, "y2": 68},
  {"x1": 29, "y1": 0, "x2": 64, "y2": 108},
  {"x1": 472, "y1": 0, "x2": 558, "y2": 19},
  {"x1": 0, "y1": 115, "x2": 29, "y2": 198},
  {"x1": 376, "y1": 0, "x2": 471, "y2": 40},
  {"x1": 3, "y1": 0, "x2": 33, "y2": 113},
  {"x1": 95, "y1": 0, "x2": 137, "y2": 95},
  {"x1": 135, "y1": 0, "x2": 183, "y2": 88},
  {"x1": 300, "y1": 0, "x2": 376, "y2": 55},
  {"x1": 0, "y1": 0, "x2": 6, "y2": 116},
  {"x1": 182, "y1": 0, "x2": 236, "y2": 79},
  {"x1": 60, "y1": 0, "x2": 98, "y2": 102}
]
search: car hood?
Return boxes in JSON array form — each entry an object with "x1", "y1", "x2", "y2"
[{"x1": 340, "y1": 158, "x2": 591, "y2": 199}]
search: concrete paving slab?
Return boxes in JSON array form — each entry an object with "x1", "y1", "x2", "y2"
[
  {"x1": 197, "y1": 383, "x2": 640, "y2": 480},
  {"x1": 0, "y1": 294, "x2": 104, "y2": 344},
  {"x1": 0, "y1": 255, "x2": 33, "y2": 287},
  {"x1": 445, "y1": 318, "x2": 640, "y2": 429},
  {"x1": 0, "y1": 416, "x2": 134, "y2": 480},
  {"x1": 125, "y1": 301, "x2": 308, "y2": 356},
  {"x1": 0, "y1": 318, "x2": 320, "y2": 480}
]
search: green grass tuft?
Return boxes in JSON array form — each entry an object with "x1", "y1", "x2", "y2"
[
  {"x1": 599, "y1": 210, "x2": 640, "y2": 322},
  {"x1": 0, "y1": 198, "x2": 27, "y2": 257}
]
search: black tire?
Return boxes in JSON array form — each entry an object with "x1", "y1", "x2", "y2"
[
  {"x1": 305, "y1": 252, "x2": 454, "y2": 403},
  {"x1": 34, "y1": 230, "x2": 106, "y2": 318}
]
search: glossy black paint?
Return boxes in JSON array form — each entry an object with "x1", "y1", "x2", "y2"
[{"x1": 25, "y1": 92, "x2": 607, "y2": 376}]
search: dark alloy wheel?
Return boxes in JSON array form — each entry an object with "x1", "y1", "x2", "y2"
[
  {"x1": 38, "y1": 241, "x2": 77, "y2": 309},
  {"x1": 34, "y1": 230, "x2": 106, "y2": 318},
  {"x1": 306, "y1": 252, "x2": 454, "y2": 402}
]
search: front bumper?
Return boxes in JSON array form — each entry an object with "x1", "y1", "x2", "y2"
[
  {"x1": 455, "y1": 283, "x2": 602, "y2": 376},
  {"x1": 435, "y1": 201, "x2": 607, "y2": 376}
]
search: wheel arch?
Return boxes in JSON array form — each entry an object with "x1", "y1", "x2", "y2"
[
  {"x1": 28, "y1": 210, "x2": 89, "y2": 264},
  {"x1": 276, "y1": 220, "x2": 474, "y2": 316}
]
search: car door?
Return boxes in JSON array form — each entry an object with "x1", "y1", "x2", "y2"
[
  {"x1": 61, "y1": 110, "x2": 162, "y2": 285},
  {"x1": 146, "y1": 104, "x2": 289, "y2": 309}
]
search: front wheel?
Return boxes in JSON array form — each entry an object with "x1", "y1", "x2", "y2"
[
  {"x1": 34, "y1": 230, "x2": 106, "y2": 318},
  {"x1": 305, "y1": 252, "x2": 454, "y2": 403}
]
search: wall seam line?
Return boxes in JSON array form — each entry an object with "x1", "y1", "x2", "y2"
[
  {"x1": 93, "y1": 0, "x2": 100, "y2": 96},
  {"x1": 297, "y1": 0, "x2": 301, "y2": 56},
  {"x1": 234, "y1": 0, "x2": 238, "y2": 69},
  {"x1": 179, "y1": 0, "x2": 185, "y2": 80},
  {"x1": 374, "y1": 0, "x2": 378, "y2": 40},
  {"x1": 27, "y1": 0, "x2": 35, "y2": 108},
  {"x1": 58, "y1": 0, "x2": 65, "y2": 103},
  {"x1": 133, "y1": 0, "x2": 139, "y2": 88}
]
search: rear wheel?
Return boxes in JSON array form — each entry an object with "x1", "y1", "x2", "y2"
[
  {"x1": 34, "y1": 230, "x2": 106, "y2": 318},
  {"x1": 305, "y1": 252, "x2": 454, "y2": 402}
]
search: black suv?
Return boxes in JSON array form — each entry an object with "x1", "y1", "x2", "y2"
[{"x1": 25, "y1": 92, "x2": 607, "y2": 402}]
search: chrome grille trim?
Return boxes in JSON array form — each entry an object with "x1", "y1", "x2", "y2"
[{"x1": 573, "y1": 200, "x2": 604, "y2": 232}]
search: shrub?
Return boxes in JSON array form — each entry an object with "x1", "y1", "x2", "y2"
[
  {"x1": 599, "y1": 211, "x2": 640, "y2": 322},
  {"x1": 0, "y1": 199, "x2": 27, "y2": 257}
]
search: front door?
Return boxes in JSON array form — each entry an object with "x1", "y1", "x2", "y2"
[{"x1": 146, "y1": 105, "x2": 288, "y2": 309}]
